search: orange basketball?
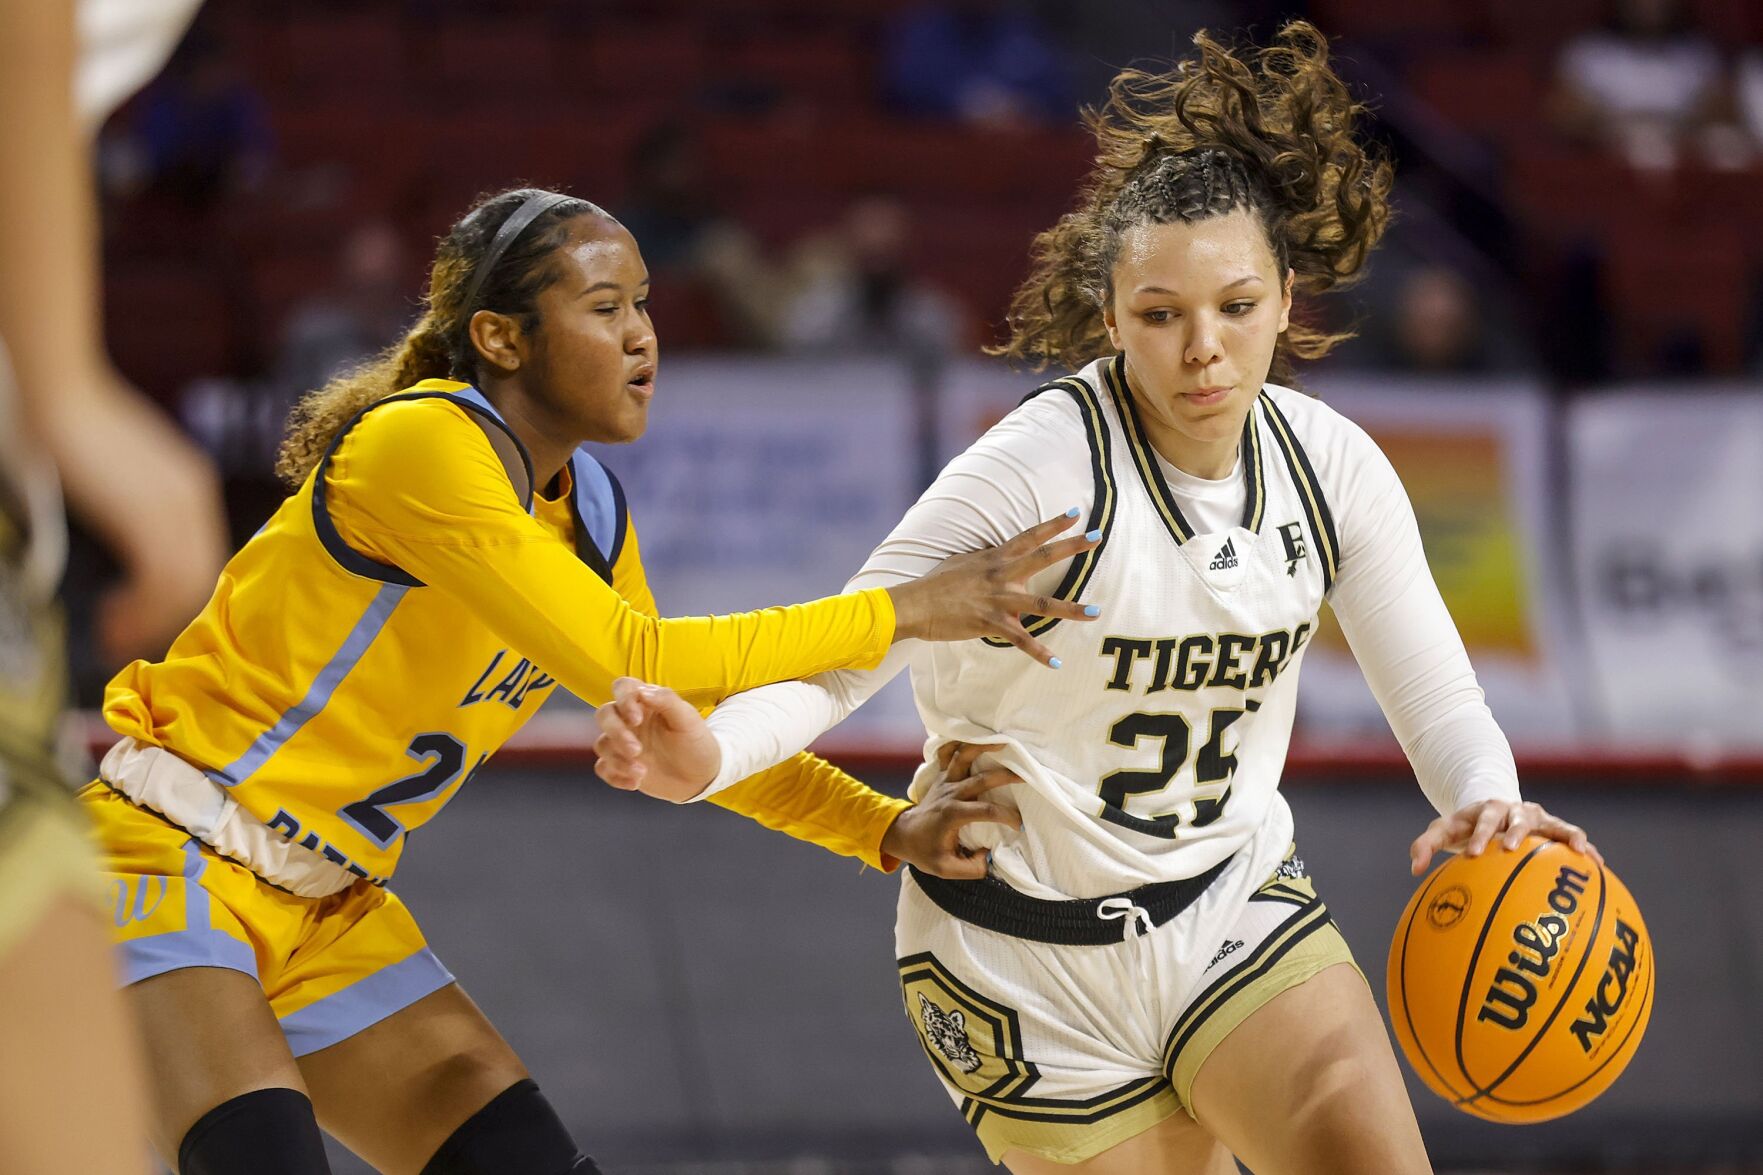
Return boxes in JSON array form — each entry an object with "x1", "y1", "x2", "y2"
[{"x1": 1386, "y1": 836, "x2": 1654, "y2": 1123}]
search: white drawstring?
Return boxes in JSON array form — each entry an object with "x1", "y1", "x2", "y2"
[{"x1": 1096, "y1": 897, "x2": 1153, "y2": 940}]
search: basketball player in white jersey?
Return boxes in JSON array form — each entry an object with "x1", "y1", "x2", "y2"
[
  {"x1": 1, "y1": 1, "x2": 222, "y2": 1170},
  {"x1": 590, "y1": 23, "x2": 1600, "y2": 1175}
]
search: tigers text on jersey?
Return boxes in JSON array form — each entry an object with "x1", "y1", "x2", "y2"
[
  {"x1": 102, "y1": 381, "x2": 902, "y2": 883},
  {"x1": 902, "y1": 356, "x2": 1330, "y2": 898},
  {"x1": 703, "y1": 355, "x2": 1520, "y2": 900}
]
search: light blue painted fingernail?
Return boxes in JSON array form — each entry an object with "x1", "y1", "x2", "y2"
[
  {"x1": 1065, "y1": 506, "x2": 1081, "y2": 518},
  {"x1": 1049, "y1": 657, "x2": 1063, "y2": 669},
  {"x1": 1083, "y1": 605, "x2": 1101, "y2": 617},
  {"x1": 1086, "y1": 529, "x2": 1102, "y2": 542}
]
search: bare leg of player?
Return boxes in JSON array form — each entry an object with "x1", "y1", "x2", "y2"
[
  {"x1": 1188, "y1": 962, "x2": 1432, "y2": 1175},
  {"x1": 0, "y1": 894, "x2": 152, "y2": 1174},
  {"x1": 129, "y1": 966, "x2": 312, "y2": 1161},
  {"x1": 298, "y1": 983, "x2": 531, "y2": 1174},
  {"x1": 1002, "y1": 1109, "x2": 1241, "y2": 1175}
]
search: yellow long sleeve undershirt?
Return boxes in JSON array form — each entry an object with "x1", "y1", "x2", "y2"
[{"x1": 326, "y1": 397, "x2": 896, "y2": 710}]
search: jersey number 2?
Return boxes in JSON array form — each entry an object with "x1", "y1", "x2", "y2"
[
  {"x1": 1098, "y1": 706, "x2": 1250, "y2": 839},
  {"x1": 339, "y1": 733, "x2": 481, "y2": 849}
]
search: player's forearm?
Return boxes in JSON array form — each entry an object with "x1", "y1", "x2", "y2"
[
  {"x1": 0, "y1": 0, "x2": 109, "y2": 421},
  {"x1": 376, "y1": 531, "x2": 896, "y2": 709},
  {"x1": 707, "y1": 752, "x2": 910, "y2": 870},
  {"x1": 700, "y1": 642, "x2": 910, "y2": 797}
]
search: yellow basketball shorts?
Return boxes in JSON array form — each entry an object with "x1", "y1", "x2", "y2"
[
  {"x1": 79, "y1": 783, "x2": 453, "y2": 1057},
  {"x1": 897, "y1": 851, "x2": 1359, "y2": 1166}
]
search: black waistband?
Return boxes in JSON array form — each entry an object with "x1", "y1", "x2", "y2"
[{"x1": 908, "y1": 855, "x2": 1234, "y2": 946}]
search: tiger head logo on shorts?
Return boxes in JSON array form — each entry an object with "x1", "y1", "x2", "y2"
[{"x1": 919, "y1": 993, "x2": 983, "y2": 1074}]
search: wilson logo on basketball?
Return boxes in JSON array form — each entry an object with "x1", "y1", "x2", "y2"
[
  {"x1": 1476, "y1": 865, "x2": 1588, "y2": 1031},
  {"x1": 1568, "y1": 918, "x2": 1641, "y2": 1053}
]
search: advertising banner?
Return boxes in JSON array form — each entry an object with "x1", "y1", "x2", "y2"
[
  {"x1": 1567, "y1": 388, "x2": 1763, "y2": 752},
  {"x1": 578, "y1": 357, "x2": 927, "y2": 747},
  {"x1": 1293, "y1": 375, "x2": 1583, "y2": 751}
]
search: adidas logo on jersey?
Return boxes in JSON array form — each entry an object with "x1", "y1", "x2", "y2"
[{"x1": 1208, "y1": 538, "x2": 1239, "y2": 571}]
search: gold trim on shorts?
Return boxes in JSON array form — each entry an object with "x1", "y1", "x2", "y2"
[
  {"x1": 900, "y1": 950, "x2": 1180, "y2": 1164},
  {"x1": 899, "y1": 864, "x2": 1362, "y2": 1165},
  {"x1": 0, "y1": 786, "x2": 103, "y2": 959},
  {"x1": 1162, "y1": 874, "x2": 1361, "y2": 1109}
]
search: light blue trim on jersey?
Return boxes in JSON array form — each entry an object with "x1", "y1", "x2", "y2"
[
  {"x1": 447, "y1": 384, "x2": 503, "y2": 422},
  {"x1": 571, "y1": 448, "x2": 620, "y2": 559},
  {"x1": 279, "y1": 947, "x2": 455, "y2": 1057},
  {"x1": 116, "y1": 839, "x2": 258, "y2": 986},
  {"x1": 209, "y1": 582, "x2": 411, "y2": 787}
]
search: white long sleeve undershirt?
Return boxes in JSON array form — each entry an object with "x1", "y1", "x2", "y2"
[{"x1": 701, "y1": 386, "x2": 1520, "y2": 818}]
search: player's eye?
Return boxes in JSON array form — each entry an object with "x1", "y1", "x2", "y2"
[
  {"x1": 1224, "y1": 300, "x2": 1257, "y2": 316},
  {"x1": 1142, "y1": 309, "x2": 1176, "y2": 324}
]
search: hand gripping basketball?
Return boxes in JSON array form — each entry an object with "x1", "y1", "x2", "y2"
[{"x1": 1388, "y1": 835, "x2": 1654, "y2": 1123}]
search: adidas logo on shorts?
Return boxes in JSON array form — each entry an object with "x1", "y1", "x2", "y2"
[
  {"x1": 1208, "y1": 938, "x2": 1246, "y2": 969},
  {"x1": 1208, "y1": 538, "x2": 1239, "y2": 571}
]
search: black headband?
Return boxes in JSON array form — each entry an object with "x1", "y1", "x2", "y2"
[{"x1": 460, "y1": 191, "x2": 574, "y2": 318}]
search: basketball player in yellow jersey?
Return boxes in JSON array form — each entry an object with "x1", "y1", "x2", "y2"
[{"x1": 84, "y1": 186, "x2": 1097, "y2": 1175}]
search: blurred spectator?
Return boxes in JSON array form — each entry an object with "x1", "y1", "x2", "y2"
[
  {"x1": 1549, "y1": 0, "x2": 1747, "y2": 170},
  {"x1": 100, "y1": 18, "x2": 272, "y2": 209},
  {"x1": 1738, "y1": 48, "x2": 1763, "y2": 147},
  {"x1": 1382, "y1": 266, "x2": 1497, "y2": 374},
  {"x1": 882, "y1": 0, "x2": 1071, "y2": 127},
  {"x1": 272, "y1": 220, "x2": 413, "y2": 402},
  {"x1": 779, "y1": 195, "x2": 964, "y2": 358},
  {"x1": 617, "y1": 121, "x2": 777, "y2": 348},
  {"x1": 184, "y1": 221, "x2": 411, "y2": 497}
]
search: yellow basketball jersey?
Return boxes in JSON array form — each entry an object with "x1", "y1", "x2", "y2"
[{"x1": 104, "y1": 381, "x2": 903, "y2": 883}]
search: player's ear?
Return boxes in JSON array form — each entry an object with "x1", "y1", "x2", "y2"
[
  {"x1": 1101, "y1": 290, "x2": 1123, "y2": 352},
  {"x1": 468, "y1": 308, "x2": 523, "y2": 375}
]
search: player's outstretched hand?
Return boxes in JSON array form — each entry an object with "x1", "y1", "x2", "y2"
[
  {"x1": 886, "y1": 509, "x2": 1102, "y2": 668},
  {"x1": 592, "y1": 677, "x2": 720, "y2": 802},
  {"x1": 1408, "y1": 798, "x2": 1602, "y2": 876},
  {"x1": 883, "y1": 741, "x2": 1022, "y2": 880}
]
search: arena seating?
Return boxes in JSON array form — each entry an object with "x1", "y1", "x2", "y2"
[{"x1": 100, "y1": 0, "x2": 1763, "y2": 406}]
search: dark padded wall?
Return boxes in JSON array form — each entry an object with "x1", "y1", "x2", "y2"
[{"x1": 314, "y1": 771, "x2": 1761, "y2": 1173}]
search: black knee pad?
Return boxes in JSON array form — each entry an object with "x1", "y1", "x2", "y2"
[
  {"x1": 178, "y1": 1086, "x2": 331, "y2": 1175},
  {"x1": 420, "y1": 1078, "x2": 599, "y2": 1175}
]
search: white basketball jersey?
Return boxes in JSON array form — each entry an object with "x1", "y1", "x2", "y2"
[{"x1": 907, "y1": 355, "x2": 1345, "y2": 901}]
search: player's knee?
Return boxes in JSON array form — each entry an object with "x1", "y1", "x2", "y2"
[
  {"x1": 178, "y1": 1086, "x2": 330, "y2": 1175},
  {"x1": 1288, "y1": 1056, "x2": 1430, "y2": 1175},
  {"x1": 420, "y1": 1078, "x2": 600, "y2": 1175}
]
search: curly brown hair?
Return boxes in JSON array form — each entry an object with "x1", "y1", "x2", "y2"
[
  {"x1": 274, "y1": 187, "x2": 612, "y2": 488},
  {"x1": 989, "y1": 21, "x2": 1393, "y2": 383}
]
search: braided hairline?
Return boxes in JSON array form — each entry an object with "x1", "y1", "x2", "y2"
[{"x1": 1088, "y1": 147, "x2": 1289, "y2": 308}]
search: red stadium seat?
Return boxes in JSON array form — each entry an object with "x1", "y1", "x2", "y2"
[
  {"x1": 1602, "y1": 228, "x2": 1750, "y2": 373},
  {"x1": 1409, "y1": 52, "x2": 1549, "y2": 143},
  {"x1": 714, "y1": 35, "x2": 873, "y2": 108},
  {"x1": 1478, "y1": 0, "x2": 1603, "y2": 52},
  {"x1": 425, "y1": 19, "x2": 562, "y2": 103},
  {"x1": 272, "y1": 11, "x2": 408, "y2": 100},
  {"x1": 105, "y1": 264, "x2": 239, "y2": 402},
  {"x1": 1689, "y1": 0, "x2": 1763, "y2": 45},
  {"x1": 579, "y1": 24, "x2": 708, "y2": 98},
  {"x1": 1309, "y1": 0, "x2": 1481, "y2": 42},
  {"x1": 1505, "y1": 145, "x2": 1671, "y2": 241}
]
